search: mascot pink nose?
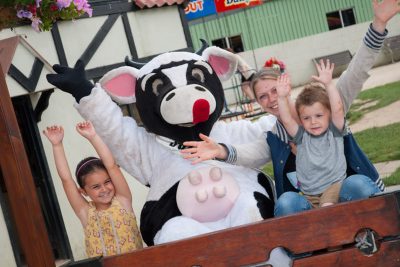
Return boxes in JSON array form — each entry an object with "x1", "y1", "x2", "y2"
[{"x1": 192, "y1": 99, "x2": 210, "y2": 124}]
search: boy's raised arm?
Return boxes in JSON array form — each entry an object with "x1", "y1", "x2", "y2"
[{"x1": 313, "y1": 60, "x2": 345, "y2": 130}]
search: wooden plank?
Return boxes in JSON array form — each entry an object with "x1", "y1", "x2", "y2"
[
  {"x1": 0, "y1": 63, "x2": 54, "y2": 266},
  {"x1": 102, "y1": 192, "x2": 400, "y2": 267},
  {"x1": 294, "y1": 239, "x2": 400, "y2": 267}
]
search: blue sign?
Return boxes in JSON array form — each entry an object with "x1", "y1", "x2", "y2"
[{"x1": 184, "y1": 0, "x2": 217, "y2": 20}]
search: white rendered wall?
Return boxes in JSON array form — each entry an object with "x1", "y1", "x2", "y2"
[{"x1": 0, "y1": 209, "x2": 17, "y2": 267}]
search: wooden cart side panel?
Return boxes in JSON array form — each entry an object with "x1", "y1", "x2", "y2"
[{"x1": 101, "y1": 192, "x2": 400, "y2": 267}]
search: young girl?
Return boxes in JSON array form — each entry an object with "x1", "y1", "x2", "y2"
[{"x1": 43, "y1": 121, "x2": 143, "y2": 257}]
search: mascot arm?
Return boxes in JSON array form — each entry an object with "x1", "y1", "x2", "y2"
[
  {"x1": 75, "y1": 85, "x2": 168, "y2": 185},
  {"x1": 211, "y1": 115, "x2": 277, "y2": 144}
]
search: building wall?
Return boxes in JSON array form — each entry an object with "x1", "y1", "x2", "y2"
[
  {"x1": 221, "y1": 15, "x2": 400, "y2": 107},
  {"x1": 189, "y1": 0, "x2": 374, "y2": 50},
  {"x1": 0, "y1": 3, "x2": 188, "y2": 263}
]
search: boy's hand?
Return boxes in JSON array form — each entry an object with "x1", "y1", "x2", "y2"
[
  {"x1": 276, "y1": 74, "x2": 291, "y2": 98},
  {"x1": 43, "y1": 125, "x2": 64, "y2": 145},
  {"x1": 373, "y1": 0, "x2": 400, "y2": 28},
  {"x1": 76, "y1": 121, "x2": 96, "y2": 140},
  {"x1": 312, "y1": 59, "x2": 334, "y2": 87},
  {"x1": 181, "y1": 134, "x2": 223, "y2": 164}
]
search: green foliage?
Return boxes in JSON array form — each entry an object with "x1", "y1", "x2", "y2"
[
  {"x1": 1, "y1": 0, "x2": 33, "y2": 7},
  {"x1": 347, "y1": 81, "x2": 400, "y2": 124}
]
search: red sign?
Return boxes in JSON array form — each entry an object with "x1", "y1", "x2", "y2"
[{"x1": 214, "y1": 0, "x2": 263, "y2": 13}]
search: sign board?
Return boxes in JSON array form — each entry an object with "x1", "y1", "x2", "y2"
[
  {"x1": 185, "y1": 0, "x2": 217, "y2": 20},
  {"x1": 215, "y1": 0, "x2": 263, "y2": 13},
  {"x1": 185, "y1": 0, "x2": 264, "y2": 20}
]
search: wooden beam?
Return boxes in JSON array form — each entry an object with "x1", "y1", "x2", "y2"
[{"x1": 0, "y1": 63, "x2": 54, "y2": 266}]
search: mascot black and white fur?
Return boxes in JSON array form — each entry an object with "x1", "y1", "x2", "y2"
[{"x1": 47, "y1": 45, "x2": 280, "y2": 248}]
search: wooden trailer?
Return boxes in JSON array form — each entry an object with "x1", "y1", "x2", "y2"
[{"x1": 1, "y1": 49, "x2": 400, "y2": 266}]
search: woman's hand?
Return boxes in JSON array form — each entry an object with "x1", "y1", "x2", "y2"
[{"x1": 181, "y1": 134, "x2": 227, "y2": 164}]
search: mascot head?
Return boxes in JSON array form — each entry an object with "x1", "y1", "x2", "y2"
[{"x1": 99, "y1": 44, "x2": 238, "y2": 144}]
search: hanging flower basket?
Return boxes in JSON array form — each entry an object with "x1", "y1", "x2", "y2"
[{"x1": 0, "y1": 0, "x2": 93, "y2": 32}]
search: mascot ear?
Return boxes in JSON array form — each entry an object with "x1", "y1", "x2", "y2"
[
  {"x1": 99, "y1": 66, "x2": 139, "y2": 104},
  {"x1": 201, "y1": 47, "x2": 238, "y2": 81}
]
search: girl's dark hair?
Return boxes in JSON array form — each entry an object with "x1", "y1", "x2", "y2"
[{"x1": 75, "y1": 157, "x2": 106, "y2": 188}]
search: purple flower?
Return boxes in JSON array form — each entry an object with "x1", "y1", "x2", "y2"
[
  {"x1": 56, "y1": 0, "x2": 73, "y2": 9},
  {"x1": 17, "y1": 10, "x2": 33, "y2": 19},
  {"x1": 31, "y1": 17, "x2": 42, "y2": 32},
  {"x1": 35, "y1": 0, "x2": 42, "y2": 8}
]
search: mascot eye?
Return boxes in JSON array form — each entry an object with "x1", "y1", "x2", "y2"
[
  {"x1": 192, "y1": 68, "x2": 205, "y2": 83},
  {"x1": 152, "y1": 78, "x2": 164, "y2": 96}
]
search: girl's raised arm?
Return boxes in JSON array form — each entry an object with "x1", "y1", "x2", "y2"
[
  {"x1": 43, "y1": 126, "x2": 88, "y2": 225},
  {"x1": 76, "y1": 121, "x2": 133, "y2": 206}
]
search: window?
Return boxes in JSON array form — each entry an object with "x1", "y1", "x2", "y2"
[
  {"x1": 212, "y1": 35, "x2": 244, "y2": 53},
  {"x1": 326, "y1": 8, "x2": 356, "y2": 31}
]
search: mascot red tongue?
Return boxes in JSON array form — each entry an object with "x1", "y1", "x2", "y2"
[{"x1": 192, "y1": 99, "x2": 210, "y2": 124}]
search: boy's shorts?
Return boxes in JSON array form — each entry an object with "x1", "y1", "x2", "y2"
[{"x1": 304, "y1": 182, "x2": 342, "y2": 208}]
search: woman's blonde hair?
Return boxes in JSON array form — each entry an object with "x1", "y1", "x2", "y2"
[{"x1": 250, "y1": 68, "x2": 281, "y2": 98}]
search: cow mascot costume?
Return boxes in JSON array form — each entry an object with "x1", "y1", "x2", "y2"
[{"x1": 47, "y1": 44, "x2": 289, "y2": 263}]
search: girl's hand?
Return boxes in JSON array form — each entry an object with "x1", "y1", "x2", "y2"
[
  {"x1": 312, "y1": 59, "x2": 334, "y2": 86},
  {"x1": 43, "y1": 125, "x2": 64, "y2": 145},
  {"x1": 76, "y1": 121, "x2": 96, "y2": 140},
  {"x1": 276, "y1": 74, "x2": 291, "y2": 98},
  {"x1": 181, "y1": 134, "x2": 222, "y2": 164}
]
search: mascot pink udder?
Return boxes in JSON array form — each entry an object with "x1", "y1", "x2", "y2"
[{"x1": 176, "y1": 166, "x2": 240, "y2": 222}]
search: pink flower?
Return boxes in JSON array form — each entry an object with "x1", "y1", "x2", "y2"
[
  {"x1": 31, "y1": 17, "x2": 42, "y2": 32},
  {"x1": 74, "y1": 0, "x2": 93, "y2": 17}
]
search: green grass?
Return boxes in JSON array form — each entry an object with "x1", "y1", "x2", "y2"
[
  {"x1": 382, "y1": 167, "x2": 400, "y2": 187},
  {"x1": 262, "y1": 162, "x2": 274, "y2": 178},
  {"x1": 347, "y1": 81, "x2": 400, "y2": 124},
  {"x1": 353, "y1": 123, "x2": 400, "y2": 163},
  {"x1": 354, "y1": 122, "x2": 400, "y2": 187}
]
